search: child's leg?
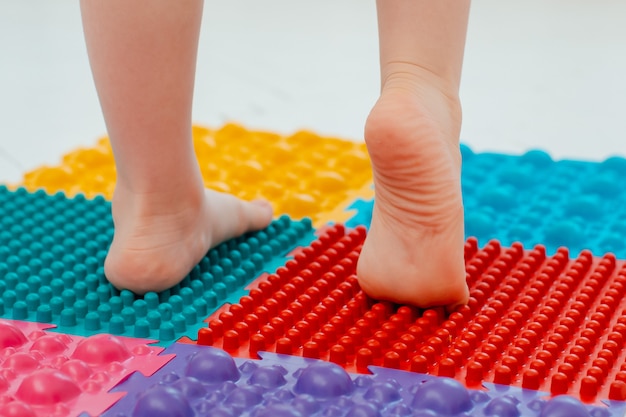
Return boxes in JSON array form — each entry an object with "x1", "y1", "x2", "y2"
[
  {"x1": 357, "y1": 0, "x2": 471, "y2": 308},
  {"x1": 80, "y1": 0, "x2": 272, "y2": 294}
]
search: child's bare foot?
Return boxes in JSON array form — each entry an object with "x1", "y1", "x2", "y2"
[
  {"x1": 104, "y1": 183, "x2": 273, "y2": 294},
  {"x1": 357, "y1": 74, "x2": 469, "y2": 309}
]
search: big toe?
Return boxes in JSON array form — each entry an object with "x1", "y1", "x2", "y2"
[
  {"x1": 209, "y1": 191, "x2": 274, "y2": 242},
  {"x1": 246, "y1": 199, "x2": 274, "y2": 229}
]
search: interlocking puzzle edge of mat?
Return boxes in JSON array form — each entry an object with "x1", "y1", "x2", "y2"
[
  {"x1": 102, "y1": 342, "x2": 621, "y2": 417},
  {"x1": 0, "y1": 319, "x2": 173, "y2": 417}
]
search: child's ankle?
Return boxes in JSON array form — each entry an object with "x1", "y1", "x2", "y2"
[
  {"x1": 381, "y1": 62, "x2": 461, "y2": 108},
  {"x1": 112, "y1": 178, "x2": 205, "y2": 217}
]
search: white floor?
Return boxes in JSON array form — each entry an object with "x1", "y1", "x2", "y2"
[{"x1": 1, "y1": 0, "x2": 626, "y2": 184}]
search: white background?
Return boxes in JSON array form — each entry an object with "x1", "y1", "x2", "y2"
[{"x1": 1, "y1": 0, "x2": 625, "y2": 183}]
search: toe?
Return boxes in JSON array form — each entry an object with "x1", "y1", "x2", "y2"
[
  {"x1": 243, "y1": 199, "x2": 274, "y2": 230},
  {"x1": 208, "y1": 190, "x2": 274, "y2": 242}
]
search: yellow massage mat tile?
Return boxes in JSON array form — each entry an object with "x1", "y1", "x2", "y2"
[
  {"x1": 20, "y1": 123, "x2": 373, "y2": 225},
  {"x1": 21, "y1": 137, "x2": 116, "y2": 199}
]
